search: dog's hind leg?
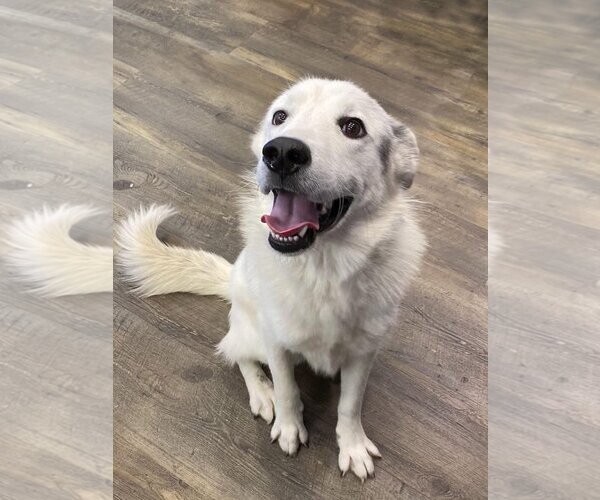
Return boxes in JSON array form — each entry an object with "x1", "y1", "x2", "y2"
[
  {"x1": 219, "y1": 330, "x2": 274, "y2": 423},
  {"x1": 238, "y1": 361, "x2": 275, "y2": 423},
  {"x1": 217, "y1": 284, "x2": 274, "y2": 422}
]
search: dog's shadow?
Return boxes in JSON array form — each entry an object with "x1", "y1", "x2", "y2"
[{"x1": 264, "y1": 363, "x2": 341, "y2": 426}]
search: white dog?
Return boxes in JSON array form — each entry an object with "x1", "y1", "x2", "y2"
[{"x1": 118, "y1": 78, "x2": 426, "y2": 480}]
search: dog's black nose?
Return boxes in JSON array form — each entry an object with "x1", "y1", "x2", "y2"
[{"x1": 262, "y1": 137, "x2": 311, "y2": 177}]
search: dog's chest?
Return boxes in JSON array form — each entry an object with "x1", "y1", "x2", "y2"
[{"x1": 259, "y1": 258, "x2": 376, "y2": 373}]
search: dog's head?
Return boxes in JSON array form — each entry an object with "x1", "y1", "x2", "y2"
[{"x1": 252, "y1": 78, "x2": 418, "y2": 254}]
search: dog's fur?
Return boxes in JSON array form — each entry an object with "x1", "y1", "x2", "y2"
[
  {"x1": 117, "y1": 78, "x2": 426, "y2": 480},
  {"x1": 3, "y1": 205, "x2": 113, "y2": 296}
]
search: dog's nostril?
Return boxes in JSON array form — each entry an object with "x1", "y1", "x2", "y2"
[
  {"x1": 262, "y1": 145, "x2": 279, "y2": 162},
  {"x1": 287, "y1": 149, "x2": 308, "y2": 165}
]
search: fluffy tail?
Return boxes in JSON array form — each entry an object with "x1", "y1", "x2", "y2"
[
  {"x1": 3, "y1": 205, "x2": 113, "y2": 296},
  {"x1": 116, "y1": 205, "x2": 232, "y2": 300}
]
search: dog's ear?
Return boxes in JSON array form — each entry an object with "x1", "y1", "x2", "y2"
[{"x1": 387, "y1": 120, "x2": 419, "y2": 189}]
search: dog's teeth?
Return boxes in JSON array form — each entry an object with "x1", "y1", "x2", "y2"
[
  {"x1": 320, "y1": 205, "x2": 328, "y2": 214},
  {"x1": 272, "y1": 232, "x2": 305, "y2": 243}
]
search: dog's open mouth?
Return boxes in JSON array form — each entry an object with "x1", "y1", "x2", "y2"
[{"x1": 261, "y1": 189, "x2": 353, "y2": 254}]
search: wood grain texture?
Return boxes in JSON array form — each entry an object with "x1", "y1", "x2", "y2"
[
  {"x1": 0, "y1": 1, "x2": 113, "y2": 499},
  {"x1": 489, "y1": 1, "x2": 600, "y2": 499},
  {"x1": 113, "y1": 1, "x2": 487, "y2": 498}
]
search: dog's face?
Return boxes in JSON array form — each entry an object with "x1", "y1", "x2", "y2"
[{"x1": 252, "y1": 78, "x2": 418, "y2": 254}]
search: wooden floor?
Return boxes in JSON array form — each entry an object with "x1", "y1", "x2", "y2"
[
  {"x1": 0, "y1": 1, "x2": 112, "y2": 499},
  {"x1": 113, "y1": 1, "x2": 487, "y2": 498},
  {"x1": 489, "y1": 2, "x2": 600, "y2": 499}
]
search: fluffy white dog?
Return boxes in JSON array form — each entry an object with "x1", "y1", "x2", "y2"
[{"x1": 118, "y1": 78, "x2": 426, "y2": 480}]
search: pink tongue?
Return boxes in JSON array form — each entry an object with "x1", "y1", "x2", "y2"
[{"x1": 261, "y1": 191, "x2": 320, "y2": 237}]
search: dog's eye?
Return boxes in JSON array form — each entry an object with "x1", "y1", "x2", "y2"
[
  {"x1": 339, "y1": 117, "x2": 366, "y2": 139},
  {"x1": 272, "y1": 110, "x2": 287, "y2": 125}
]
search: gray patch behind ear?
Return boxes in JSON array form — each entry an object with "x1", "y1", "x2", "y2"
[
  {"x1": 378, "y1": 136, "x2": 392, "y2": 174},
  {"x1": 390, "y1": 122, "x2": 419, "y2": 189}
]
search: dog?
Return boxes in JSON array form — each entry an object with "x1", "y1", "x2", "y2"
[{"x1": 117, "y1": 78, "x2": 426, "y2": 480}]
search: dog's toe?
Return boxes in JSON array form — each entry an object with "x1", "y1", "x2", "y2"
[
  {"x1": 248, "y1": 380, "x2": 275, "y2": 424},
  {"x1": 338, "y1": 451, "x2": 351, "y2": 476},
  {"x1": 337, "y1": 422, "x2": 380, "y2": 481},
  {"x1": 270, "y1": 413, "x2": 307, "y2": 456}
]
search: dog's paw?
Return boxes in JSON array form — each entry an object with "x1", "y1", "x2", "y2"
[
  {"x1": 248, "y1": 378, "x2": 275, "y2": 424},
  {"x1": 270, "y1": 410, "x2": 308, "y2": 456},
  {"x1": 337, "y1": 421, "x2": 381, "y2": 481}
]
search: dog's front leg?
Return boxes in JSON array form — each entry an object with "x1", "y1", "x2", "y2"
[
  {"x1": 267, "y1": 346, "x2": 308, "y2": 455},
  {"x1": 337, "y1": 351, "x2": 381, "y2": 481}
]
